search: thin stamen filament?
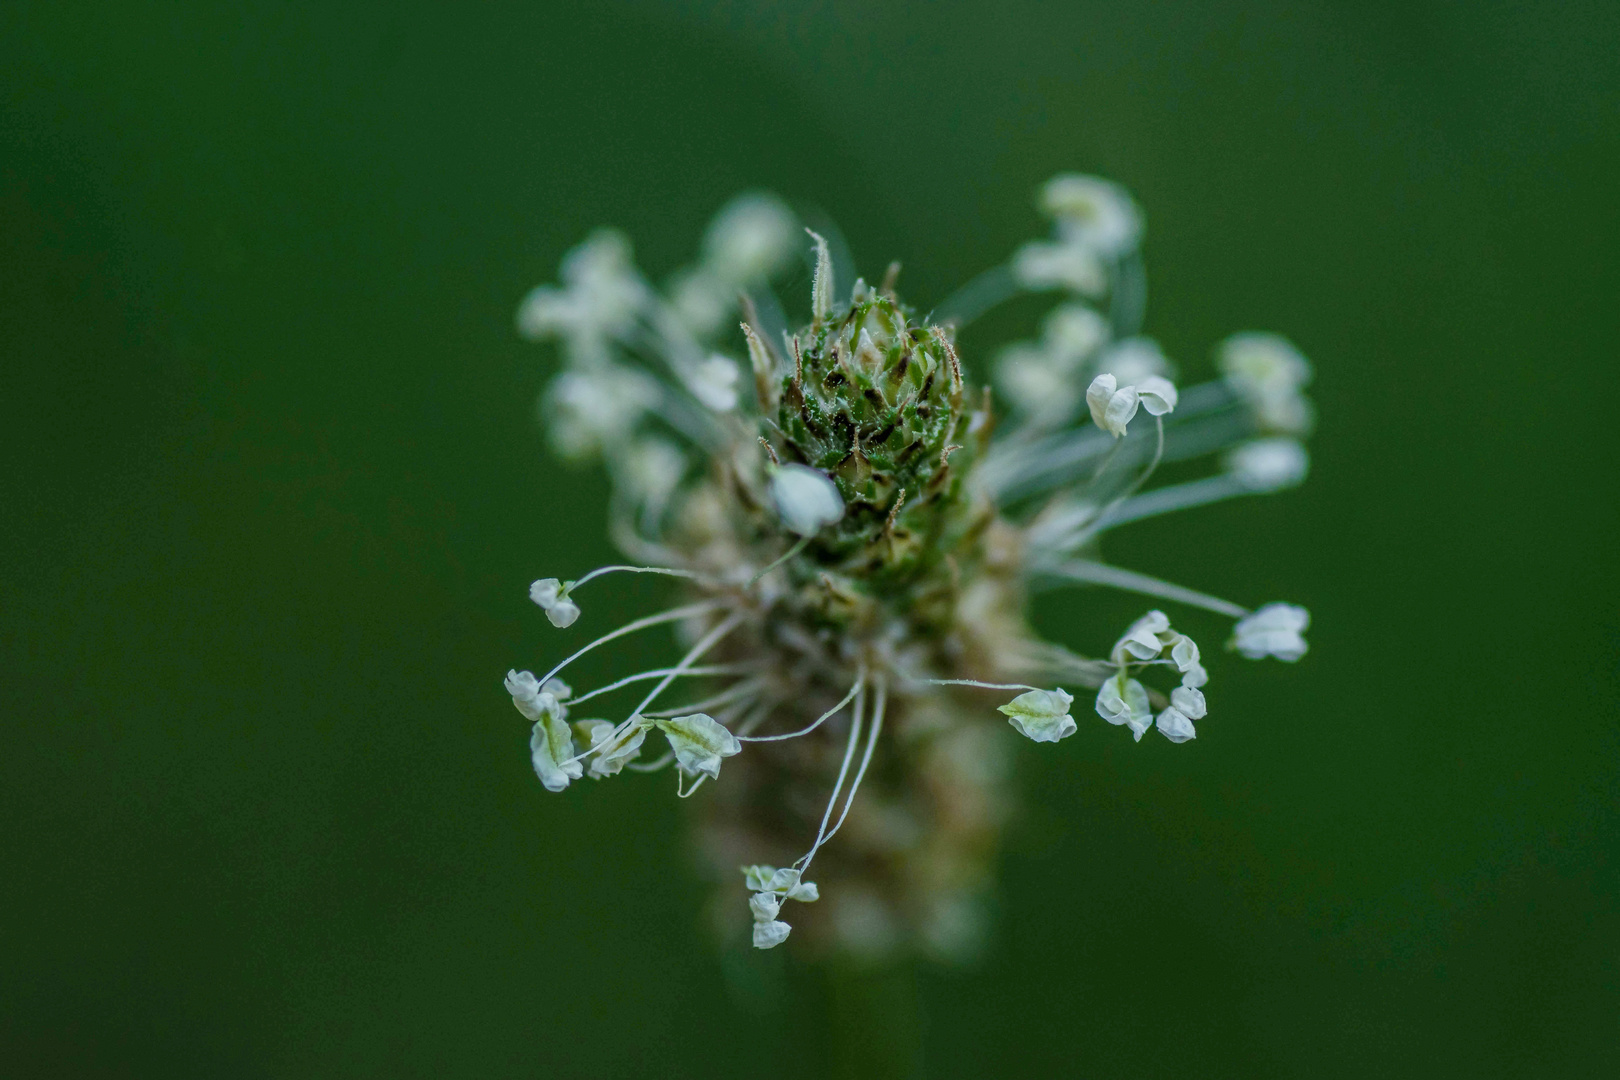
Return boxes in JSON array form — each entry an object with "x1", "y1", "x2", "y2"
[
  {"x1": 1091, "y1": 474, "x2": 1250, "y2": 531},
  {"x1": 1063, "y1": 414, "x2": 1165, "y2": 550},
  {"x1": 569, "y1": 564, "x2": 715, "y2": 593},
  {"x1": 747, "y1": 535, "x2": 812, "y2": 587},
  {"x1": 739, "y1": 672, "x2": 864, "y2": 743},
  {"x1": 641, "y1": 676, "x2": 767, "y2": 718},
  {"x1": 625, "y1": 750, "x2": 675, "y2": 773},
  {"x1": 924, "y1": 678, "x2": 1043, "y2": 693},
  {"x1": 569, "y1": 664, "x2": 759, "y2": 706},
  {"x1": 733, "y1": 697, "x2": 781, "y2": 738},
  {"x1": 565, "y1": 608, "x2": 745, "y2": 768},
  {"x1": 536, "y1": 601, "x2": 720, "y2": 690},
  {"x1": 793, "y1": 681, "x2": 866, "y2": 872},
  {"x1": 1037, "y1": 560, "x2": 1249, "y2": 618},
  {"x1": 814, "y1": 676, "x2": 887, "y2": 855}
]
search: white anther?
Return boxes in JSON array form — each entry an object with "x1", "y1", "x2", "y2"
[
  {"x1": 1230, "y1": 603, "x2": 1310, "y2": 661},
  {"x1": 655, "y1": 712, "x2": 742, "y2": 780},
  {"x1": 997, "y1": 688, "x2": 1078, "y2": 743},
  {"x1": 1096, "y1": 675, "x2": 1153, "y2": 742},
  {"x1": 768, "y1": 464, "x2": 844, "y2": 536},
  {"x1": 1227, "y1": 438, "x2": 1309, "y2": 492},
  {"x1": 530, "y1": 578, "x2": 581, "y2": 629},
  {"x1": 687, "y1": 354, "x2": 741, "y2": 412}
]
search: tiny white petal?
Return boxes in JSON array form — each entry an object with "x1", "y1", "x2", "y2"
[
  {"x1": 656, "y1": 712, "x2": 742, "y2": 780},
  {"x1": 1096, "y1": 676, "x2": 1153, "y2": 741},
  {"x1": 1135, "y1": 375, "x2": 1178, "y2": 416},
  {"x1": 544, "y1": 598, "x2": 581, "y2": 629},
  {"x1": 529, "y1": 578, "x2": 562, "y2": 608},
  {"x1": 504, "y1": 669, "x2": 541, "y2": 704},
  {"x1": 1227, "y1": 438, "x2": 1310, "y2": 492},
  {"x1": 1086, "y1": 373, "x2": 1143, "y2": 437},
  {"x1": 1086, "y1": 374, "x2": 1118, "y2": 432},
  {"x1": 1155, "y1": 707, "x2": 1197, "y2": 744},
  {"x1": 768, "y1": 464, "x2": 845, "y2": 536},
  {"x1": 506, "y1": 670, "x2": 567, "y2": 726},
  {"x1": 749, "y1": 892, "x2": 781, "y2": 923},
  {"x1": 687, "y1": 354, "x2": 740, "y2": 412},
  {"x1": 1114, "y1": 610, "x2": 1171, "y2": 662},
  {"x1": 765, "y1": 867, "x2": 802, "y2": 893},
  {"x1": 786, "y1": 880, "x2": 820, "y2": 902},
  {"x1": 752, "y1": 919, "x2": 792, "y2": 949},
  {"x1": 1230, "y1": 603, "x2": 1311, "y2": 661},
  {"x1": 1181, "y1": 661, "x2": 1209, "y2": 689},
  {"x1": 742, "y1": 865, "x2": 776, "y2": 892},
  {"x1": 578, "y1": 717, "x2": 649, "y2": 779},
  {"x1": 703, "y1": 193, "x2": 797, "y2": 283},
  {"x1": 1169, "y1": 685, "x2": 1207, "y2": 720},
  {"x1": 1103, "y1": 385, "x2": 1141, "y2": 435},
  {"x1": 997, "y1": 688, "x2": 1077, "y2": 743},
  {"x1": 1169, "y1": 634, "x2": 1201, "y2": 674},
  {"x1": 1012, "y1": 240, "x2": 1106, "y2": 295},
  {"x1": 1038, "y1": 174, "x2": 1142, "y2": 256},
  {"x1": 530, "y1": 713, "x2": 582, "y2": 792}
]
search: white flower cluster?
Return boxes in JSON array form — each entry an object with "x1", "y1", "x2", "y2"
[
  {"x1": 743, "y1": 865, "x2": 820, "y2": 949},
  {"x1": 528, "y1": 577, "x2": 580, "y2": 628},
  {"x1": 506, "y1": 665, "x2": 746, "y2": 794},
  {"x1": 505, "y1": 670, "x2": 583, "y2": 791},
  {"x1": 1092, "y1": 611, "x2": 1209, "y2": 743},
  {"x1": 1012, "y1": 174, "x2": 1141, "y2": 295}
]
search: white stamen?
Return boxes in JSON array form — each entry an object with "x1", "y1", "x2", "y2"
[
  {"x1": 808, "y1": 678, "x2": 887, "y2": 863},
  {"x1": 997, "y1": 688, "x2": 1077, "y2": 743},
  {"x1": 534, "y1": 601, "x2": 721, "y2": 694},
  {"x1": 769, "y1": 464, "x2": 845, "y2": 536},
  {"x1": 1230, "y1": 603, "x2": 1310, "y2": 661},
  {"x1": 568, "y1": 665, "x2": 757, "y2": 706},
  {"x1": 1095, "y1": 673, "x2": 1153, "y2": 741},
  {"x1": 686, "y1": 354, "x2": 740, "y2": 412},
  {"x1": 1227, "y1": 437, "x2": 1310, "y2": 491},
  {"x1": 1039, "y1": 561, "x2": 1249, "y2": 619},
  {"x1": 741, "y1": 674, "x2": 863, "y2": 743}
]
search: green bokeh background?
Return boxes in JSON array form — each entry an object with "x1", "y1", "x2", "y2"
[{"x1": 4, "y1": 2, "x2": 1617, "y2": 1076}]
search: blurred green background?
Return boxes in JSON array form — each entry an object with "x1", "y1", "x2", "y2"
[{"x1": 3, "y1": 1, "x2": 1617, "y2": 1076}]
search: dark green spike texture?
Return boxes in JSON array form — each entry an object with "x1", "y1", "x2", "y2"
[{"x1": 775, "y1": 289, "x2": 990, "y2": 604}]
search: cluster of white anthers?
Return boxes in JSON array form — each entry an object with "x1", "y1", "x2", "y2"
[{"x1": 504, "y1": 174, "x2": 1316, "y2": 954}]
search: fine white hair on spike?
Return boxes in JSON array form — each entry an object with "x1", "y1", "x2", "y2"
[{"x1": 807, "y1": 228, "x2": 834, "y2": 320}]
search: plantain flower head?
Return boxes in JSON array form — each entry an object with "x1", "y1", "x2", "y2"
[{"x1": 501, "y1": 175, "x2": 1317, "y2": 961}]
